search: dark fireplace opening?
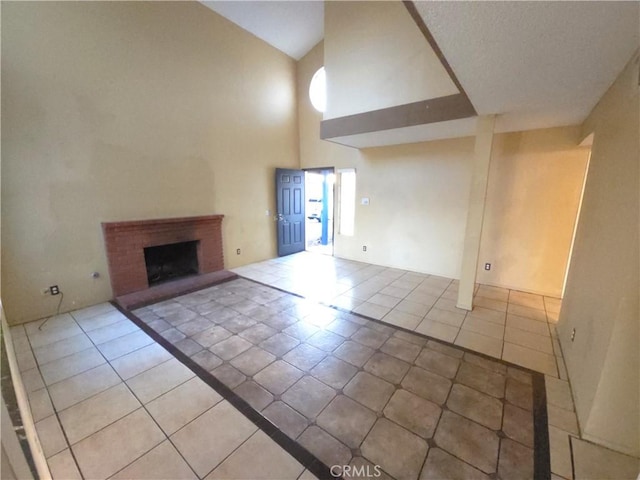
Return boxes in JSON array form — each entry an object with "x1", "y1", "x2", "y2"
[{"x1": 144, "y1": 241, "x2": 199, "y2": 286}]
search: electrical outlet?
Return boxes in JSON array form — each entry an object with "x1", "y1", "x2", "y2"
[
  {"x1": 362, "y1": 246, "x2": 367, "y2": 252},
  {"x1": 571, "y1": 328, "x2": 576, "y2": 342},
  {"x1": 49, "y1": 285, "x2": 60, "y2": 295},
  {"x1": 484, "y1": 263, "x2": 491, "y2": 271},
  {"x1": 236, "y1": 248, "x2": 241, "y2": 255}
]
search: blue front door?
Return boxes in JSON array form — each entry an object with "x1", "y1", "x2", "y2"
[{"x1": 276, "y1": 168, "x2": 306, "y2": 256}]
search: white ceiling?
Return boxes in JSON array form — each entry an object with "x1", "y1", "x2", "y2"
[
  {"x1": 201, "y1": 1, "x2": 639, "y2": 141},
  {"x1": 201, "y1": 1, "x2": 323, "y2": 60},
  {"x1": 416, "y1": 1, "x2": 640, "y2": 133}
]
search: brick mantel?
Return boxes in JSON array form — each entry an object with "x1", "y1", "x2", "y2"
[{"x1": 102, "y1": 215, "x2": 224, "y2": 297}]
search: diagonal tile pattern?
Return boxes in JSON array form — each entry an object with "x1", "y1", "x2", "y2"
[
  {"x1": 10, "y1": 253, "x2": 598, "y2": 480},
  {"x1": 11, "y1": 302, "x2": 307, "y2": 480},
  {"x1": 233, "y1": 252, "x2": 561, "y2": 376},
  {"x1": 136, "y1": 277, "x2": 540, "y2": 479}
]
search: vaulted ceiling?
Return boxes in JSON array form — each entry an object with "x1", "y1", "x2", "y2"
[
  {"x1": 417, "y1": 1, "x2": 639, "y2": 133},
  {"x1": 202, "y1": 1, "x2": 639, "y2": 141},
  {"x1": 202, "y1": 1, "x2": 324, "y2": 60}
]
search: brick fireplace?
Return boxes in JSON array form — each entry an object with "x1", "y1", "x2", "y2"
[{"x1": 102, "y1": 215, "x2": 225, "y2": 297}]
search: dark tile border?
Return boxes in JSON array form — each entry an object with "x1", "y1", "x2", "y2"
[
  {"x1": 532, "y1": 373, "x2": 551, "y2": 479},
  {"x1": 115, "y1": 275, "x2": 551, "y2": 479},
  {"x1": 241, "y1": 276, "x2": 552, "y2": 479},
  {"x1": 112, "y1": 301, "x2": 337, "y2": 480}
]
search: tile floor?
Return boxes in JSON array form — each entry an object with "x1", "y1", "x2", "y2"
[
  {"x1": 8, "y1": 252, "x2": 637, "y2": 480},
  {"x1": 231, "y1": 253, "x2": 623, "y2": 480},
  {"x1": 232, "y1": 252, "x2": 562, "y2": 377},
  {"x1": 133, "y1": 278, "x2": 540, "y2": 479},
  {"x1": 10, "y1": 304, "x2": 311, "y2": 480}
]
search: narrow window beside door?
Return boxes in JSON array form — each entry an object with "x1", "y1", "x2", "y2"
[{"x1": 339, "y1": 169, "x2": 356, "y2": 236}]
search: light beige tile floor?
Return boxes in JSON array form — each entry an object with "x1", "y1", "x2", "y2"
[
  {"x1": 11, "y1": 304, "x2": 310, "y2": 480},
  {"x1": 232, "y1": 251, "x2": 561, "y2": 377},
  {"x1": 8, "y1": 252, "x2": 635, "y2": 480},
  {"x1": 231, "y1": 252, "x2": 620, "y2": 479},
  {"x1": 134, "y1": 279, "x2": 539, "y2": 479},
  {"x1": 571, "y1": 437, "x2": 640, "y2": 480}
]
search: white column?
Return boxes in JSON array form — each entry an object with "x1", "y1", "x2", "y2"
[{"x1": 457, "y1": 115, "x2": 495, "y2": 310}]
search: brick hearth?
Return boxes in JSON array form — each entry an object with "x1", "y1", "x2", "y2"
[{"x1": 102, "y1": 215, "x2": 225, "y2": 297}]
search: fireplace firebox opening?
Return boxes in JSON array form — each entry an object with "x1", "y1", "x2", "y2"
[{"x1": 144, "y1": 241, "x2": 199, "y2": 286}]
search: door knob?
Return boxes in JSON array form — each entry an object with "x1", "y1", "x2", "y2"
[{"x1": 274, "y1": 213, "x2": 284, "y2": 222}]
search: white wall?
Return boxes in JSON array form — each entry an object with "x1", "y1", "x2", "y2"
[{"x1": 558, "y1": 53, "x2": 639, "y2": 456}]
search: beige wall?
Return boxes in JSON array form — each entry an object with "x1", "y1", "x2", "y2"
[
  {"x1": 477, "y1": 127, "x2": 590, "y2": 297},
  {"x1": 299, "y1": 42, "x2": 474, "y2": 279},
  {"x1": 323, "y1": 1, "x2": 457, "y2": 120},
  {"x1": 299, "y1": 42, "x2": 587, "y2": 292},
  {"x1": 1, "y1": 2, "x2": 299, "y2": 323},
  {"x1": 558, "y1": 53, "x2": 639, "y2": 456},
  {"x1": 298, "y1": 42, "x2": 357, "y2": 171},
  {"x1": 353, "y1": 141, "x2": 474, "y2": 278}
]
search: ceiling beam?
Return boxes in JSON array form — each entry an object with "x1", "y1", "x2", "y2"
[{"x1": 402, "y1": 0, "x2": 477, "y2": 115}]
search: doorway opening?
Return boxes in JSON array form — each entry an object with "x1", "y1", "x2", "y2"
[
  {"x1": 305, "y1": 168, "x2": 334, "y2": 255},
  {"x1": 562, "y1": 136, "x2": 593, "y2": 297}
]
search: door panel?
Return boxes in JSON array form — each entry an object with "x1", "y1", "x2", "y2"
[{"x1": 276, "y1": 168, "x2": 305, "y2": 256}]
